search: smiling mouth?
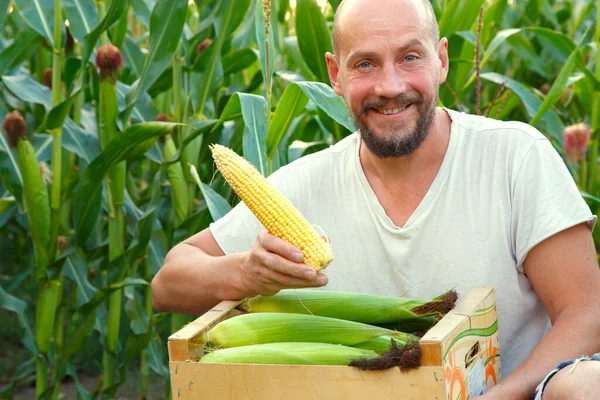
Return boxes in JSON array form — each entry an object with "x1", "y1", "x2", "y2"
[{"x1": 376, "y1": 104, "x2": 412, "y2": 115}]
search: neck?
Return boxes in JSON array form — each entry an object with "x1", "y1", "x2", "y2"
[{"x1": 359, "y1": 108, "x2": 452, "y2": 184}]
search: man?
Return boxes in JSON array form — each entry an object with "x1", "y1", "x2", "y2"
[{"x1": 151, "y1": 0, "x2": 600, "y2": 398}]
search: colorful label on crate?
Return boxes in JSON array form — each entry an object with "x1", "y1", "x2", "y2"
[{"x1": 443, "y1": 301, "x2": 501, "y2": 400}]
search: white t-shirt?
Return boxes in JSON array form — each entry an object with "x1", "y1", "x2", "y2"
[{"x1": 210, "y1": 108, "x2": 596, "y2": 376}]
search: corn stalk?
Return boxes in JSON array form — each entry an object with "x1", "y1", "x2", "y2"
[{"x1": 96, "y1": 41, "x2": 126, "y2": 392}]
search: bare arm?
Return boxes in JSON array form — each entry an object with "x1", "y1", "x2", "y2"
[
  {"x1": 151, "y1": 228, "x2": 328, "y2": 315},
  {"x1": 477, "y1": 222, "x2": 600, "y2": 399}
]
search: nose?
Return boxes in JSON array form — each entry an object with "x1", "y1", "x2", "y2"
[{"x1": 374, "y1": 63, "x2": 406, "y2": 99}]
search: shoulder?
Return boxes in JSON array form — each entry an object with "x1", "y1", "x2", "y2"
[
  {"x1": 446, "y1": 108, "x2": 547, "y2": 143},
  {"x1": 445, "y1": 108, "x2": 553, "y2": 164}
]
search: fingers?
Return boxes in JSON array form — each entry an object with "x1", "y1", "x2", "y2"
[
  {"x1": 242, "y1": 231, "x2": 329, "y2": 296},
  {"x1": 258, "y1": 231, "x2": 304, "y2": 263}
]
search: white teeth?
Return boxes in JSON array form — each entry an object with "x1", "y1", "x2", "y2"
[{"x1": 378, "y1": 105, "x2": 409, "y2": 115}]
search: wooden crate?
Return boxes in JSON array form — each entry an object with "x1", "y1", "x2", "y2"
[{"x1": 168, "y1": 286, "x2": 501, "y2": 400}]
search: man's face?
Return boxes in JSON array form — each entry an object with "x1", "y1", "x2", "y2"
[{"x1": 327, "y1": 0, "x2": 448, "y2": 158}]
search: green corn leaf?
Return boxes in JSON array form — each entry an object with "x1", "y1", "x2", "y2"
[
  {"x1": 0, "y1": 285, "x2": 36, "y2": 355},
  {"x1": 222, "y1": 48, "x2": 258, "y2": 76},
  {"x1": 530, "y1": 44, "x2": 582, "y2": 126},
  {"x1": 278, "y1": 0, "x2": 290, "y2": 22},
  {"x1": 0, "y1": 131, "x2": 23, "y2": 203},
  {"x1": 147, "y1": 333, "x2": 170, "y2": 383},
  {"x1": 296, "y1": 81, "x2": 355, "y2": 132},
  {"x1": 12, "y1": 0, "x2": 56, "y2": 47},
  {"x1": 327, "y1": 0, "x2": 341, "y2": 12},
  {"x1": 63, "y1": 250, "x2": 98, "y2": 307},
  {"x1": 124, "y1": 286, "x2": 149, "y2": 335},
  {"x1": 125, "y1": 0, "x2": 188, "y2": 111},
  {"x1": 38, "y1": 85, "x2": 83, "y2": 132},
  {"x1": 284, "y1": 36, "x2": 315, "y2": 81},
  {"x1": 0, "y1": 0, "x2": 9, "y2": 26},
  {"x1": 81, "y1": 0, "x2": 129, "y2": 67},
  {"x1": 580, "y1": 190, "x2": 600, "y2": 206},
  {"x1": 190, "y1": 165, "x2": 232, "y2": 222},
  {"x1": 121, "y1": 36, "x2": 146, "y2": 78},
  {"x1": 212, "y1": 93, "x2": 268, "y2": 175},
  {"x1": 295, "y1": 0, "x2": 331, "y2": 83},
  {"x1": 2, "y1": 73, "x2": 100, "y2": 162},
  {"x1": 73, "y1": 121, "x2": 179, "y2": 245},
  {"x1": 130, "y1": 0, "x2": 152, "y2": 28},
  {"x1": 480, "y1": 72, "x2": 564, "y2": 142},
  {"x1": 438, "y1": 0, "x2": 487, "y2": 39},
  {"x1": 109, "y1": 5, "x2": 129, "y2": 48},
  {"x1": 0, "y1": 359, "x2": 35, "y2": 399},
  {"x1": 63, "y1": 0, "x2": 98, "y2": 46},
  {"x1": 65, "y1": 277, "x2": 148, "y2": 356},
  {"x1": 266, "y1": 83, "x2": 310, "y2": 158},
  {"x1": 2, "y1": 72, "x2": 52, "y2": 109},
  {"x1": 0, "y1": 28, "x2": 41, "y2": 76},
  {"x1": 65, "y1": 364, "x2": 92, "y2": 400},
  {"x1": 196, "y1": 0, "x2": 252, "y2": 115},
  {"x1": 117, "y1": 81, "x2": 157, "y2": 124},
  {"x1": 0, "y1": 196, "x2": 15, "y2": 214}
]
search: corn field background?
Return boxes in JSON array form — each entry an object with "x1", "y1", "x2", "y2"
[{"x1": 0, "y1": 0, "x2": 598, "y2": 398}]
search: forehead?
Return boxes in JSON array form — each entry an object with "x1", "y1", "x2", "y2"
[{"x1": 336, "y1": 0, "x2": 430, "y2": 57}]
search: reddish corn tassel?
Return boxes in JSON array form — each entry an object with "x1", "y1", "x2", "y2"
[{"x1": 564, "y1": 123, "x2": 591, "y2": 163}]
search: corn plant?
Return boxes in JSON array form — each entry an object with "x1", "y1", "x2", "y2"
[{"x1": 0, "y1": 0, "x2": 598, "y2": 398}]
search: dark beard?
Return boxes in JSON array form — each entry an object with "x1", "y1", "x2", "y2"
[{"x1": 352, "y1": 93, "x2": 438, "y2": 158}]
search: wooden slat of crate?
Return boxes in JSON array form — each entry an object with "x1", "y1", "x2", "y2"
[{"x1": 170, "y1": 363, "x2": 446, "y2": 399}]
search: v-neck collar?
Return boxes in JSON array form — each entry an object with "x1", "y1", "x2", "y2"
[{"x1": 353, "y1": 108, "x2": 459, "y2": 231}]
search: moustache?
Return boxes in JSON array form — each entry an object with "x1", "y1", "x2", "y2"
[{"x1": 359, "y1": 94, "x2": 424, "y2": 115}]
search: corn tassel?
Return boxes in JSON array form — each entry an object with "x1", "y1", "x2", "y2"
[
  {"x1": 200, "y1": 342, "x2": 377, "y2": 365},
  {"x1": 201, "y1": 312, "x2": 403, "y2": 348},
  {"x1": 241, "y1": 289, "x2": 458, "y2": 324},
  {"x1": 210, "y1": 144, "x2": 333, "y2": 271}
]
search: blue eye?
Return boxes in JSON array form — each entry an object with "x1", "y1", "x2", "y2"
[
  {"x1": 405, "y1": 55, "x2": 418, "y2": 62},
  {"x1": 358, "y1": 61, "x2": 372, "y2": 69}
]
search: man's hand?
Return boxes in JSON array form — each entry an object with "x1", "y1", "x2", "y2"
[{"x1": 239, "y1": 230, "x2": 328, "y2": 297}]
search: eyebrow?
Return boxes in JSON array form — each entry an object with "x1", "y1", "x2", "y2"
[{"x1": 345, "y1": 39, "x2": 426, "y2": 68}]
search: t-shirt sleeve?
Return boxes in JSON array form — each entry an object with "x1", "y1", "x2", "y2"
[{"x1": 512, "y1": 138, "x2": 597, "y2": 273}]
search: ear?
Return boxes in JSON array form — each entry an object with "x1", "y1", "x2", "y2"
[
  {"x1": 437, "y1": 38, "x2": 449, "y2": 84},
  {"x1": 326, "y1": 52, "x2": 343, "y2": 96}
]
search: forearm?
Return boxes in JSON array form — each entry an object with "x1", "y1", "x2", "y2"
[
  {"x1": 151, "y1": 242, "x2": 249, "y2": 315},
  {"x1": 487, "y1": 308, "x2": 600, "y2": 399}
]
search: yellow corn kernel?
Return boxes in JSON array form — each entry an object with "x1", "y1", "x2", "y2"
[{"x1": 209, "y1": 144, "x2": 334, "y2": 271}]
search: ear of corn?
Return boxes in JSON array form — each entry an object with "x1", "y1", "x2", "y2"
[
  {"x1": 199, "y1": 342, "x2": 377, "y2": 365},
  {"x1": 163, "y1": 135, "x2": 188, "y2": 225},
  {"x1": 17, "y1": 138, "x2": 51, "y2": 275},
  {"x1": 35, "y1": 279, "x2": 61, "y2": 354},
  {"x1": 209, "y1": 144, "x2": 334, "y2": 272},
  {"x1": 240, "y1": 289, "x2": 457, "y2": 324},
  {"x1": 351, "y1": 334, "x2": 419, "y2": 354},
  {"x1": 201, "y1": 312, "x2": 404, "y2": 348}
]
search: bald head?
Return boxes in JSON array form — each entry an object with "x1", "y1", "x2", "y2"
[{"x1": 332, "y1": 0, "x2": 439, "y2": 56}]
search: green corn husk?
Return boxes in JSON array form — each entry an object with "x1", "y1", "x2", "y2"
[
  {"x1": 240, "y1": 289, "x2": 458, "y2": 324},
  {"x1": 377, "y1": 316, "x2": 441, "y2": 333},
  {"x1": 202, "y1": 312, "x2": 405, "y2": 348},
  {"x1": 163, "y1": 134, "x2": 188, "y2": 226},
  {"x1": 35, "y1": 279, "x2": 61, "y2": 354},
  {"x1": 17, "y1": 138, "x2": 51, "y2": 274},
  {"x1": 199, "y1": 342, "x2": 378, "y2": 365},
  {"x1": 352, "y1": 334, "x2": 419, "y2": 354}
]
